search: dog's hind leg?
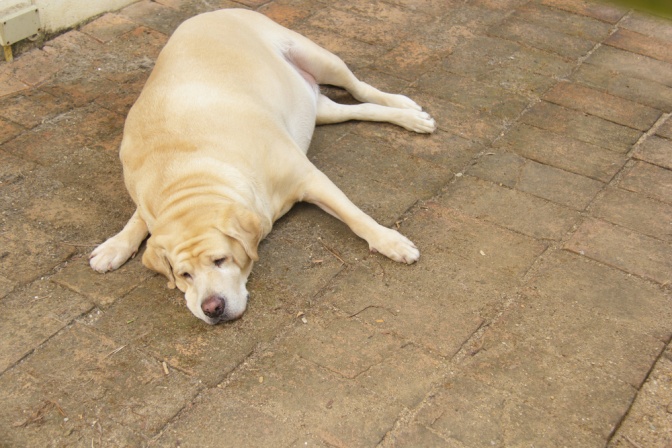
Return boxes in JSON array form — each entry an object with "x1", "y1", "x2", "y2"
[
  {"x1": 316, "y1": 93, "x2": 435, "y2": 133},
  {"x1": 90, "y1": 208, "x2": 149, "y2": 272},
  {"x1": 286, "y1": 36, "x2": 432, "y2": 115}
]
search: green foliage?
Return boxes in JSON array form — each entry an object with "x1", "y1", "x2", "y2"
[{"x1": 609, "y1": 0, "x2": 672, "y2": 18}]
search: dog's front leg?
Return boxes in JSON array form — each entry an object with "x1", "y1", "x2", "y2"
[
  {"x1": 90, "y1": 208, "x2": 149, "y2": 272},
  {"x1": 302, "y1": 169, "x2": 419, "y2": 264}
]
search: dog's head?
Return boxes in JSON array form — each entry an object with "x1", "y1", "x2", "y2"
[{"x1": 142, "y1": 204, "x2": 262, "y2": 324}]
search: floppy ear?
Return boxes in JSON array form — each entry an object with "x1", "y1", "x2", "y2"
[
  {"x1": 142, "y1": 236, "x2": 176, "y2": 289},
  {"x1": 220, "y1": 206, "x2": 263, "y2": 262}
]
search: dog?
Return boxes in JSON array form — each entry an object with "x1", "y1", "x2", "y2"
[{"x1": 89, "y1": 9, "x2": 436, "y2": 324}]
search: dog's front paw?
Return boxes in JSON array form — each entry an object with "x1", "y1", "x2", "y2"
[
  {"x1": 369, "y1": 227, "x2": 419, "y2": 264},
  {"x1": 89, "y1": 238, "x2": 137, "y2": 273}
]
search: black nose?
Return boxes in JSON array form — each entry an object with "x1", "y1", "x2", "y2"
[{"x1": 202, "y1": 296, "x2": 225, "y2": 318}]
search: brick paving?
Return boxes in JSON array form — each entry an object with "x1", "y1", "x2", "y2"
[{"x1": 1, "y1": 0, "x2": 671, "y2": 446}]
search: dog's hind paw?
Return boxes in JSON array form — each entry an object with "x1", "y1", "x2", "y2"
[
  {"x1": 369, "y1": 227, "x2": 419, "y2": 265},
  {"x1": 89, "y1": 238, "x2": 137, "y2": 273},
  {"x1": 382, "y1": 93, "x2": 423, "y2": 111},
  {"x1": 396, "y1": 109, "x2": 436, "y2": 134}
]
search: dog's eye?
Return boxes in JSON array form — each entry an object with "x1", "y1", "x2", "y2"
[
  {"x1": 214, "y1": 257, "x2": 227, "y2": 267},
  {"x1": 181, "y1": 272, "x2": 192, "y2": 280}
]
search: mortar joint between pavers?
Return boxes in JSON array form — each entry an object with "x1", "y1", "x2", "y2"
[{"x1": 626, "y1": 112, "x2": 672, "y2": 160}]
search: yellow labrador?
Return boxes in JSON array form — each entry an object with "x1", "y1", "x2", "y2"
[{"x1": 90, "y1": 9, "x2": 435, "y2": 324}]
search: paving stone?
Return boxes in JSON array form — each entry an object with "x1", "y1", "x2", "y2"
[
  {"x1": 443, "y1": 36, "x2": 574, "y2": 95},
  {"x1": 590, "y1": 187, "x2": 672, "y2": 242},
  {"x1": 355, "y1": 342, "x2": 447, "y2": 409},
  {"x1": 417, "y1": 374, "x2": 604, "y2": 447},
  {"x1": 46, "y1": 29, "x2": 104, "y2": 57},
  {"x1": 253, "y1": 205, "x2": 350, "y2": 299},
  {"x1": 310, "y1": 132, "x2": 451, "y2": 226},
  {"x1": 516, "y1": 160, "x2": 604, "y2": 210},
  {"x1": 0, "y1": 274, "x2": 14, "y2": 299},
  {"x1": 0, "y1": 323, "x2": 201, "y2": 446},
  {"x1": 94, "y1": 70, "x2": 147, "y2": 117},
  {"x1": 2, "y1": 105, "x2": 123, "y2": 167},
  {"x1": 573, "y1": 62, "x2": 672, "y2": 111},
  {"x1": 657, "y1": 115, "x2": 672, "y2": 139},
  {"x1": 410, "y1": 90, "x2": 510, "y2": 144},
  {"x1": 0, "y1": 117, "x2": 23, "y2": 144},
  {"x1": 0, "y1": 89, "x2": 73, "y2": 130},
  {"x1": 565, "y1": 218, "x2": 672, "y2": 285},
  {"x1": 287, "y1": 312, "x2": 405, "y2": 379},
  {"x1": 19, "y1": 181, "x2": 120, "y2": 244},
  {"x1": 521, "y1": 101, "x2": 642, "y2": 153},
  {"x1": 605, "y1": 28, "x2": 672, "y2": 64},
  {"x1": 619, "y1": 10, "x2": 672, "y2": 43},
  {"x1": 304, "y1": 7, "x2": 409, "y2": 49},
  {"x1": 330, "y1": 0, "x2": 433, "y2": 31},
  {"x1": 232, "y1": 0, "x2": 269, "y2": 7},
  {"x1": 618, "y1": 161, "x2": 672, "y2": 205},
  {"x1": 512, "y1": 3, "x2": 614, "y2": 41},
  {"x1": 466, "y1": 151, "x2": 526, "y2": 188},
  {"x1": 258, "y1": 0, "x2": 320, "y2": 28},
  {"x1": 52, "y1": 255, "x2": 154, "y2": 308},
  {"x1": 416, "y1": 375, "x2": 509, "y2": 447},
  {"x1": 0, "y1": 148, "x2": 35, "y2": 182},
  {"x1": 373, "y1": 17, "x2": 459, "y2": 82},
  {"x1": 321, "y1": 263, "x2": 484, "y2": 359},
  {"x1": 286, "y1": 433, "x2": 333, "y2": 448},
  {"x1": 291, "y1": 24, "x2": 385, "y2": 71},
  {"x1": 633, "y1": 134, "x2": 672, "y2": 170},
  {"x1": 164, "y1": 0, "x2": 241, "y2": 16},
  {"x1": 156, "y1": 393, "x2": 300, "y2": 447},
  {"x1": 466, "y1": 152, "x2": 604, "y2": 210},
  {"x1": 279, "y1": 311, "x2": 446, "y2": 407},
  {"x1": 416, "y1": 70, "x2": 530, "y2": 120},
  {"x1": 353, "y1": 123, "x2": 482, "y2": 171},
  {"x1": 323, "y1": 202, "x2": 546, "y2": 357},
  {"x1": 463, "y1": 339, "x2": 636, "y2": 438},
  {"x1": 586, "y1": 45, "x2": 672, "y2": 88},
  {"x1": 488, "y1": 16, "x2": 597, "y2": 59},
  {"x1": 440, "y1": 175, "x2": 581, "y2": 240},
  {"x1": 91, "y1": 275, "x2": 296, "y2": 387},
  {"x1": 0, "y1": 68, "x2": 29, "y2": 98},
  {"x1": 391, "y1": 423, "x2": 463, "y2": 448},
  {"x1": 0, "y1": 279, "x2": 94, "y2": 374},
  {"x1": 529, "y1": 249, "x2": 672, "y2": 341},
  {"x1": 39, "y1": 135, "x2": 132, "y2": 211},
  {"x1": 608, "y1": 356, "x2": 672, "y2": 448},
  {"x1": 5, "y1": 48, "x2": 66, "y2": 87},
  {"x1": 225, "y1": 352, "x2": 405, "y2": 447},
  {"x1": 540, "y1": 0, "x2": 626, "y2": 23},
  {"x1": 441, "y1": 3, "x2": 510, "y2": 29},
  {"x1": 490, "y1": 250, "x2": 669, "y2": 387},
  {"x1": 119, "y1": 0, "x2": 187, "y2": 35},
  {"x1": 0, "y1": 153, "x2": 130, "y2": 253},
  {"x1": 0, "y1": 219, "x2": 76, "y2": 284},
  {"x1": 386, "y1": 0, "x2": 463, "y2": 15},
  {"x1": 95, "y1": 26, "x2": 168, "y2": 76},
  {"x1": 39, "y1": 66, "x2": 122, "y2": 108},
  {"x1": 498, "y1": 402, "x2": 606, "y2": 447},
  {"x1": 79, "y1": 13, "x2": 138, "y2": 43},
  {"x1": 495, "y1": 123, "x2": 627, "y2": 182},
  {"x1": 543, "y1": 81, "x2": 662, "y2": 131}
]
